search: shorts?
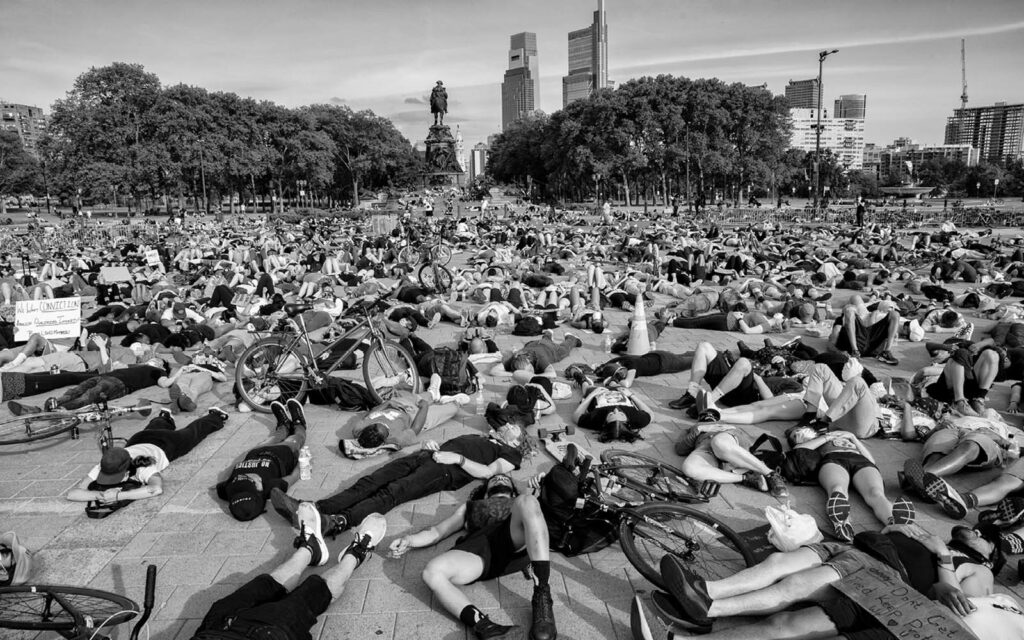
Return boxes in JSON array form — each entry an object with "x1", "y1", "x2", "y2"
[
  {"x1": 835, "y1": 316, "x2": 890, "y2": 357},
  {"x1": 685, "y1": 429, "x2": 754, "y2": 469},
  {"x1": 804, "y1": 542, "x2": 902, "y2": 581},
  {"x1": 819, "y1": 451, "x2": 877, "y2": 477},
  {"x1": 704, "y1": 351, "x2": 760, "y2": 407},
  {"x1": 820, "y1": 596, "x2": 891, "y2": 640},
  {"x1": 195, "y1": 573, "x2": 330, "y2": 640},
  {"x1": 452, "y1": 520, "x2": 529, "y2": 583},
  {"x1": 922, "y1": 427, "x2": 1003, "y2": 468}
]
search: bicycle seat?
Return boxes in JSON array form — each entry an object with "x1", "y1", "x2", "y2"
[{"x1": 284, "y1": 303, "x2": 313, "y2": 317}]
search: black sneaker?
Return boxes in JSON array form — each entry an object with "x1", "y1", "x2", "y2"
[
  {"x1": 668, "y1": 393, "x2": 696, "y2": 411},
  {"x1": 293, "y1": 502, "x2": 328, "y2": 567},
  {"x1": 158, "y1": 408, "x2": 173, "y2": 421},
  {"x1": 471, "y1": 615, "x2": 517, "y2": 639},
  {"x1": 996, "y1": 497, "x2": 1024, "y2": 528},
  {"x1": 270, "y1": 400, "x2": 291, "y2": 428},
  {"x1": 765, "y1": 472, "x2": 789, "y2": 499},
  {"x1": 741, "y1": 471, "x2": 768, "y2": 493},
  {"x1": 270, "y1": 487, "x2": 301, "y2": 526},
  {"x1": 876, "y1": 351, "x2": 899, "y2": 366},
  {"x1": 340, "y1": 512, "x2": 386, "y2": 567},
  {"x1": 208, "y1": 407, "x2": 229, "y2": 422},
  {"x1": 659, "y1": 555, "x2": 712, "y2": 628},
  {"x1": 530, "y1": 584, "x2": 557, "y2": 640},
  {"x1": 323, "y1": 513, "x2": 349, "y2": 539},
  {"x1": 922, "y1": 472, "x2": 968, "y2": 519},
  {"x1": 286, "y1": 398, "x2": 306, "y2": 427}
]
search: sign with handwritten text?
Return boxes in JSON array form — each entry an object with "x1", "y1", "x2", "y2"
[{"x1": 14, "y1": 297, "x2": 82, "y2": 341}]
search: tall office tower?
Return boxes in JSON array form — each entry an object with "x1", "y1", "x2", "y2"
[
  {"x1": 0, "y1": 102, "x2": 48, "y2": 157},
  {"x1": 784, "y1": 79, "x2": 820, "y2": 109},
  {"x1": 834, "y1": 94, "x2": 867, "y2": 119},
  {"x1": 561, "y1": 0, "x2": 609, "y2": 108},
  {"x1": 501, "y1": 32, "x2": 540, "y2": 131},
  {"x1": 944, "y1": 102, "x2": 1024, "y2": 163}
]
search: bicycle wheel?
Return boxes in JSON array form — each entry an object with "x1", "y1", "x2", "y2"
[
  {"x1": 619, "y1": 502, "x2": 754, "y2": 589},
  {"x1": 362, "y1": 340, "x2": 421, "y2": 405},
  {"x1": 0, "y1": 414, "x2": 79, "y2": 446},
  {"x1": 235, "y1": 338, "x2": 309, "y2": 413},
  {"x1": 397, "y1": 246, "x2": 419, "y2": 266},
  {"x1": 418, "y1": 263, "x2": 453, "y2": 293},
  {"x1": 431, "y1": 244, "x2": 453, "y2": 265},
  {"x1": 599, "y1": 450, "x2": 707, "y2": 503},
  {"x1": 0, "y1": 584, "x2": 138, "y2": 631}
]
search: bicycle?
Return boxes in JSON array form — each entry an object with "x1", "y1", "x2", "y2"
[
  {"x1": 0, "y1": 400, "x2": 153, "y2": 448},
  {"x1": 396, "y1": 237, "x2": 452, "y2": 268},
  {"x1": 235, "y1": 296, "x2": 421, "y2": 413},
  {"x1": 565, "y1": 449, "x2": 754, "y2": 590},
  {"x1": 0, "y1": 563, "x2": 156, "y2": 640}
]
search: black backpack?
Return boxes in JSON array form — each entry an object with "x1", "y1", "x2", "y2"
[
  {"x1": 430, "y1": 346, "x2": 477, "y2": 396},
  {"x1": 538, "y1": 464, "x2": 620, "y2": 556},
  {"x1": 749, "y1": 433, "x2": 821, "y2": 486},
  {"x1": 306, "y1": 379, "x2": 375, "y2": 411},
  {"x1": 512, "y1": 315, "x2": 543, "y2": 336}
]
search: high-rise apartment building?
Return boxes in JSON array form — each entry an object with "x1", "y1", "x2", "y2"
[
  {"x1": 834, "y1": 94, "x2": 867, "y2": 119},
  {"x1": 501, "y1": 32, "x2": 540, "y2": 131},
  {"x1": 0, "y1": 102, "x2": 48, "y2": 157},
  {"x1": 561, "y1": 0, "x2": 608, "y2": 108},
  {"x1": 944, "y1": 102, "x2": 1024, "y2": 163},
  {"x1": 862, "y1": 138, "x2": 979, "y2": 179},
  {"x1": 788, "y1": 108, "x2": 866, "y2": 169},
  {"x1": 784, "y1": 79, "x2": 820, "y2": 110},
  {"x1": 469, "y1": 143, "x2": 489, "y2": 179}
]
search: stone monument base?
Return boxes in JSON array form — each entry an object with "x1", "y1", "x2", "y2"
[{"x1": 421, "y1": 124, "x2": 464, "y2": 187}]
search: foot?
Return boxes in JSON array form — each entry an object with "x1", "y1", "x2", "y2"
[
  {"x1": 158, "y1": 408, "x2": 173, "y2": 421},
  {"x1": 564, "y1": 332, "x2": 582, "y2": 348},
  {"x1": 294, "y1": 502, "x2": 329, "y2": 567},
  {"x1": 323, "y1": 513, "x2": 349, "y2": 539},
  {"x1": 270, "y1": 400, "x2": 291, "y2": 429},
  {"x1": 889, "y1": 496, "x2": 917, "y2": 525},
  {"x1": 969, "y1": 397, "x2": 987, "y2": 415},
  {"x1": 952, "y1": 399, "x2": 979, "y2": 417},
  {"x1": 901, "y1": 459, "x2": 934, "y2": 504},
  {"x1": 994, "y1": 497, "x2": 1024, "y2": 528},
  {"x1": 8, "y1": 401, "x2": 40, "y2": 416},
  {"x1": 876, "y1": 350, "x2": 899, "y2": 366},
  {"x1": 650, "y1": 589, "x2": 712, "y2": 633},
  {"x1": 765, "y1": 471, "x2": 789, "y2": 499},
  {"x1": 270, "y1": 487, "x2": 301, "y2": 526},
  {"x1": 471, "y1": 615, "x2": 518, "y2": 639},
  {"x1": 530, "y1": 584, "x2": 557, "y2": 640},
  {"x1": 208, "y1": 407, "x2": 229, "y2": 422},
  {"x1": 922, "y1": 473, "x2": 968, "y2": 519},
  {"x1": 340, "y1": 512, "x2": 386, "y2": 567},
  {"x1": 826, "y1": 491, "x2": 854, "y2": 543},
  {"x1": 177, "y1": 395, "x2": 197, "y2": 412},
  {"x1": 659, "y1": 555, "x2": 712, "y2": 627},
  {"x1": 668, "y1": 393, "x2": 696, "y2": 411},
  {"x1": 286, "y1": 398, "x2": 306, "y2": 427}
]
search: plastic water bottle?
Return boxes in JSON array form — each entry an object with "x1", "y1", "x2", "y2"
[
  {"x1": 298, "y1": 446, "x2": 312, "y2": 480},
  {"x1": 604, "y1": 334, "x2": 612, "y2": 353},
  {"x1": 475, "y1": 389, "x2": 485, "y2": 416}
]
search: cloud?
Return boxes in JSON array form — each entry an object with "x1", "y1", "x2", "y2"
[
  {"x1": 328, "y1": 96, "x2": 347, "y2": 105},
  {"x1": 404, "y1": 96, "x2": 428, "y2": 105}
]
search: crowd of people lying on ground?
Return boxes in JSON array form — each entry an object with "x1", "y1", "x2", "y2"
[{"x1": 5, "y1": 208, "x2": 1024, "y2": 640}]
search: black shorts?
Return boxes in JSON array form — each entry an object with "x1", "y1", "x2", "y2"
[
  {"x1": 704, "y1": 352, "x2": 760, "y2": 407},
  {"x1": 821, "y1": 596, "x2": 890, "y2": 640},
  {"x1": 819, "y1": 451, "x2": 877, "y2": 478},
  {"x1": 836, "y1": 317, "x2": 890, "y2": 357},
  {"x1": 453, "y1": 520, "x2": 529, "y2": 583},
  {"x1": 195, "y1": 573, "x2": 331, "y2": 640}
]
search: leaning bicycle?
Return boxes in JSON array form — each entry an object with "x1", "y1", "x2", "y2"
[
  {"x1": 235, "y1": 296, "x2": 421, "y2": 413},
  {"x1": 0, "y1": 400, "x2": 153, "y2": 448}
]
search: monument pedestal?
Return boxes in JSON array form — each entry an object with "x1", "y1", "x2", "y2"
[{"x1": 422, "y1": 124, "x2": 464, "y2": 187}]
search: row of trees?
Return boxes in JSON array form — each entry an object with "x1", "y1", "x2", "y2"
[{"x1": 5, "y1": 62, "x2": 423, "y2": 216}]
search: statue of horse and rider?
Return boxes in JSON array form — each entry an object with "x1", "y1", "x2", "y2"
[{"x1": 430, "y1": 80, "x2": 447, "y2": 126}]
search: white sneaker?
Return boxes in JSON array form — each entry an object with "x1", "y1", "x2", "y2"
[
  {"x1": 340, "y1": 512, "x2": 387, "y2": 567},
  {"x1": 296, "y1": 502, "x2": 329, "y2": 567},
  {"x1": 442, "y1": 393, "x2": 471, "y2": 406}
]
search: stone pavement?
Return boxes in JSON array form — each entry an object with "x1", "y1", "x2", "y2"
[{"x1": 4, "y1": 250, "x2": 1024, "y2": 639}]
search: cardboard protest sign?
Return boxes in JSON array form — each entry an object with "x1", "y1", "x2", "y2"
[
  {"x1": 14, "y1": 296, "x2": 81, "y2": 341},
  {"x1": 145, "y1": 249, "x2": 162, "y2": 267},
  {"x1": 100, "y1": 266, "x2": 133, "y2": 283}
]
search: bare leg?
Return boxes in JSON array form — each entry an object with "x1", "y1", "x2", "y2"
[
  {"x1": 715, "y1": 396, "x2": 805, "y2": 424},
  {"x1": 709, "y1": 565, "x2": 840, "y2": 617},
  {"x1": 850, "y1": 466, "x2": 894, "y2": 524},
  {"x1": 972, "y1": 474, "x2": 1024, "y2": 507},
  {"x1": 924, "y1": 441, "x2": 982, "y2": 476},
  {"x1": 707, "y1": 357, "x2": 753, "y2": 405},
  {"x1": 670, "y1": 607, "x2": 840, "y2": 640},
  {"x1": 709, "y1": 432, "x2": 772, "y2": 475},
  {"x1": 422, "y1": 551, "x2": 486, "y2": 619},
  {"x1": 268, "y1": 547, "x2": 313, "y2": 592},
  {"x1": 703, "y1": 548, "x2": 824, "y2": 600}
]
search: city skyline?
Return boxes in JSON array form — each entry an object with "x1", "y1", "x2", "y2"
[{"x1": 3, "y1": 0, "x2": 1024, "y2": 151}]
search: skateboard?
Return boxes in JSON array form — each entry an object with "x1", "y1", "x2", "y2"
[{"x1": 538, "y1": 425, "x2": 593, "y2": 463}]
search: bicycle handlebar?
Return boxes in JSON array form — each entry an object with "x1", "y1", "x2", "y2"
[{"x1": 129, "y1": 564, "x2": 157, "y2": 640}]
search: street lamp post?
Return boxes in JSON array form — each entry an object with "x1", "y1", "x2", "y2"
[
  {"x1": 198, "y1": 138, "x2": 209, "y2": 215},
  {"x1": 994, "y1": 178, "x2": 1000, "y2": 201},
  {"x1": 813, "y1": 49, "x2": 839, "y2": 214}
]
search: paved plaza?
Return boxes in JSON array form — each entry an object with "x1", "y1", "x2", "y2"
[{"x1": 4, "y1": 238, "x2": 1024, "y2": 640}]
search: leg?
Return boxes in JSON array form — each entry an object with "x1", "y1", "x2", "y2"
[
  {"x1": 825, "y1": 377, "x2": 881, "y2": 438},
  {"x1": 924, "y1": 440, "x2": 982, "y2": 476},
  {"x1": 422, "y1": 551, "x2": 486, "y2": 619},
  {"x1": 850, "y1": 466, "x2": 894, "y2": 524},
  {"x1": 715, "y1": 396, "x2": 806, "y2": 424},
  {"x1": 666, "y1": 606, "x2": 841, "y2": 640},
  {"x1": 707, "y1": 358, "x2": 754, "y2": 405},
  {"x1": 709, "y1": 432, "x2": 772, "y2": 475},
  {"x1": 686, "y1": 342, "x2": 718, "y2": 395},
  {"x1": 700, "y1": 547, "x2": 827, "y2": 603},
  {"x1": 709, "y1": 565, "x2": 841, "y2": 617}
]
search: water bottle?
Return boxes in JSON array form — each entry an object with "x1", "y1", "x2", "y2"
[
  {"x1": 604, "y1": 334, "x2": 612, "y2": 353},
  {"x1": 475, "y1": 389, "x2": 485, "y2": 416},
  {"x1": 298, "y1": 446, "x2": 312, "y2": 480}
]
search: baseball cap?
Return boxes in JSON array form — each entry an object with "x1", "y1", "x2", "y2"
[
  {"x1": 227, "y1": 478, "x2": 265, "y2": 521},
  {"x1": 96, "y1": 447, "x2": 131, "y2": 485},
  {"x1": 0, "y1": 531, "x2": 33, "y2": 586}
]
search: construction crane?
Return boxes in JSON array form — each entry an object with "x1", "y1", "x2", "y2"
[{"x1": 960, "y1": 38, "x2": 968, "y2": 111}]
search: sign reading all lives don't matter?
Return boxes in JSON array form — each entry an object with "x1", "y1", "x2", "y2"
[
  {"x1": 833, "y1": 565, "x2": 979, "y2": 640},
  {"x1": 14, "y1": 297, "x2": 81, "y2": 341}
]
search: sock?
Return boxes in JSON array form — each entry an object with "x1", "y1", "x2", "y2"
[
  {"x1": 10, "y1": 353, "x2": 27, "y2": 367},
  {"x1": 460, "y1": 604, "x2": 485, "y2": 627},
  {"x1": 963, "y1": 492, "x2": 979, "y2": 508},
  {"x1": 531, "y1": 560, "x2": 550, "y2": 587},
  {"x1": 1001, "y1": 532, "x2": 1024, "y2": 555}
]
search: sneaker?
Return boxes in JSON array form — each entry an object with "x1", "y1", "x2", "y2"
[
  {"x1": 340, "y1": 512, "x2": 385, "y2": 567},
  {"x1": 323, "y1": 513, "x2": 349, "y2": 539},
  {"x1": 530, "y1": 584, "x2": 557, "y2": 640},
  {"x1": 630, "y1": 595, "x2": 670, "y2": 640},
  {"x1": 741, "y1": 471, "x2": 768, "y2": 492},
  {"x1": 444, "y1": 393, "x2": 471, "y2": 406},
  {"x1": 270, "y1": 400, "x2": 291, "y2": 428},
  {"x1": 889, "y1": 496, "x2": 916, "y2": 525},
  {"x1": 294, "y1": 502, "x2": 328, "y2": 567},
  {"x1": 208, "y1": 407, "x2": 229, "y2": 422},
  {"x1": 471, "y1": 615, "x2": 517, "y2": 639},
  {"x1": 8, "y1": 401, "x2": 39, "y2": 416},
  {"x1": 43, "y1": 397, "x2": 60, "y2": 412},
  {"x1": 765, "y1": 472, "x2": 789, "y2": 500},
  {"x1": 952, "y1": 399, "x2": 979, "y2": 417},
  {"x1": 969, "y1": 397, "x2": 987, "y2": 415},
  {"x1": 668, "y1": 393, "x2": 696, "y2": 410},
  {"x1": 177, "y1": 395, "x2": 197, "y2": 412},
  {"x1": 659, "y1": 555, "x2": 712, "y2": 627},
  {"x1": 922, "y1": 472, "x2": 968, "y2": 519},
  {"x1": 270, "y1": 487, "x2": 301, "y2": 526},
  {"x1": 995, "y1": 497, "x2": 1024, "y2": 527},
  {"x1": 158, "y1": 408, "x2": 173, "y2": 421},
  {"x1": 286, "y1": 398, "x2": 306, "y2": 427},
  {"x1": 650, "y1": 590, "x2": 712, "y2": 633},
  {"x1": 564, "y1": 331, "x2": 582, "y2": 348},
  {"x1": 876, "y1": 351, "x2": 899, "y2": 366},
  {"x1": 826, "y1": 491, "x2": 854, "y2": 543}
]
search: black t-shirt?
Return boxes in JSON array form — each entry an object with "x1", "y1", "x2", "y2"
[
  {"x1": 215, "y1": 445, "x2": 296, "y2": 500},
  {"x1": 441, "y1": 435, "x2": 523, "y2": 483},
  {"x1": 105, "y1": 365, "x2": 166, "y2": 392},
  {"x1": 887, "y1": 532, "x2": 937, "y2": 594},
  {"x1": 397, "y1": 286, "x2": 428, "y2": 303}
]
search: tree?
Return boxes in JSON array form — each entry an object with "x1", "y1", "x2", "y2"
[{"x1": 0, "y1": 131, "x2": 41, "y2": 214}]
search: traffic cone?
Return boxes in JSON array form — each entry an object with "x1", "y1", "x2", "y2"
[
  {"x1": 626, "y1": 296, "x2": 651, "y2": 355},
  {"x1": 590, "y1": 285, "x2": 602, "y2": 311}
]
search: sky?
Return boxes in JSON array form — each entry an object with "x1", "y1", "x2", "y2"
[{"x1": 3, "y1": 0, "x2": 1024, "y2": 150}]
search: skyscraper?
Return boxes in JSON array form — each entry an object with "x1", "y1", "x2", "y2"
[
  {"x1": 834, "y1": 94, "x2": 867, "y2": 119},
  {"x1": 501, "y1": 32, "x2": 539, "y2": 131},
  {"x1": 944, "y1": 102, "x2": 1024, "y2": 163},
  {"x1": 0, "y1": 102, "x2": 48, "y2": 157},
  {"x1": 561, "y1": 0, "x2": 608, "y2": 108},
  {"x1": 784, "y1": 79, "x2": 820, "y2": 109}
]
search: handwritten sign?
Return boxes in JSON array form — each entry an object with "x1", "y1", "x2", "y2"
[
  {"x1": 15, "y1": 297, "x2": 81, "y2": 341},
  {"x1": 100, "y1": 266, "x2": 133, "y2": 283},
  {"x1": 144, "y1": 249, "x2": 161, "y2": 267},
  {"x1": 832, "y1": 565, "x2": 978, "y2": 640}
]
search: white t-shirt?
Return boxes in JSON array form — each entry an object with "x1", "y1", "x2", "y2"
[
  {"x1": 87, "y1": 444, "x2": 169, "y2": 485},
  {"x1": 963, "y1": 594, "x2": 1024, "y2": 640}
]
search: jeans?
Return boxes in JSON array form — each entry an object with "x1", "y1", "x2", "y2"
[{"x1": 56, "y1": 376, "x2": 127, "y2": 410}]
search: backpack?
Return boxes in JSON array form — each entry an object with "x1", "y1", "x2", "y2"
[
  {"x1": 749, "y1": 433, "x2": 821, "y2": 485},
  {"x1": 306, "y1": 379, "x2": 375, "y2": 411},
  {"x1": 430, "y1": 346, "x2": 478, "y2": 396},
  {"x1": 512, "y1": 315, "x2": 543, "y2": 336},
  {"x1": 538, "y1": 464, "x2": 620, "y2": 556}
]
